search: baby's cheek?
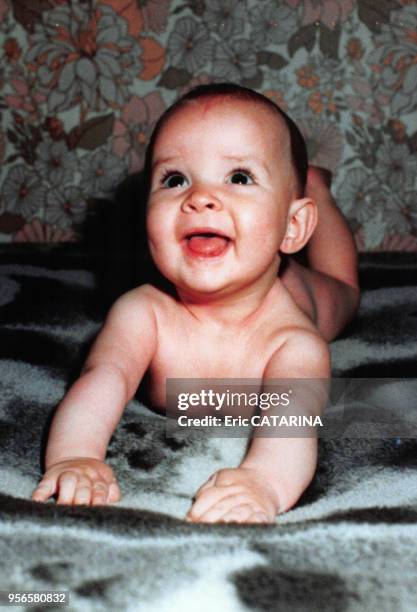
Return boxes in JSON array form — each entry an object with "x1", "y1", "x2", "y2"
[
  {"x1": 242, "y1": 213, "x2": 284, "y2": 251},
  {"x1": 146, "y1": 206, "x2": 163, "y2": 242},
  {"x1": 146, "y1": 208, "x2": 174, "y2": 253}
]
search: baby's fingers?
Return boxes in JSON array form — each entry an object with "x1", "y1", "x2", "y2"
[
  {"x1": 107, "y1": 480, "x2": 121, "y2": 503},
  {"x1": 31, "y1": 478, "x2": 57, "y2": 502},
  {"x1": 250, "y1": 512, "x2": 274, "y2": 524},
  {"x1": 194, "y1": 500, "x2": 253, "y2": 524},
  {"x1": 187, "y1": 487, "x2": 245, "y2": 522},
  {"x1": 194, "y1": 473, "x2": 218, "y2": 496},
  {"x1": 80, "y1": 472, "x2": 121, "y2": 505},
  {"x1": 88, "y1": 481, "x2": 107, "y2": 505},
  {"x1": 220, "y1": 507, "x2": 273, "y2": 524},
  {"x1": 58, "y1": 473, "x2": 109, "y2": 506},
  {"x1": 56, "y1": 471, "x2": 80, "y2": 505},
  {"x1": 73, "y1": 476, "x2": 96, "y2": 505}
]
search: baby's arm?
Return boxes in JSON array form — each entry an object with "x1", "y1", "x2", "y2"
[
  {"x1": 187, "y1": 330, "x2": 330, "y2": 523},
  {"x1": 32, "y1": 288, "x2": 157, "y2": 505}
]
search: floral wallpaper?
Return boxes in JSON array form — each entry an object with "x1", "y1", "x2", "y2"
[{"x1": 0, "y1": 0, "x2": 416, "y2": 250}]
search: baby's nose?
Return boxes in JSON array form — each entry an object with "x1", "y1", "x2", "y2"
[{"x1": 181, "y1": 188, "x2": 222, "y2": 213}]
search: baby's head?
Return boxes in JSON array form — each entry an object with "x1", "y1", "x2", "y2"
[
  {"x1": 144, "y1": 83, "x2": 308, "y2": 199},
  {"x1": 144, "y1": 83, "x2": 316, "y2": 300}
]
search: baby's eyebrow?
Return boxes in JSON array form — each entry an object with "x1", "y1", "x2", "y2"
[
  {"x1": 152, "y1": 154, "x2": 271, "y2": 176},
  {"x1": 222, "y1": 155, "x2": 270, "y2": 176},
  {"x1": 152, "y1": 156, "x2": 179, "y2": 171}
]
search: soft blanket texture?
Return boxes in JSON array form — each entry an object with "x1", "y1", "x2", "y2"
[{"x1": 1, "y1": 246, "x2": 417, "y2": 611}]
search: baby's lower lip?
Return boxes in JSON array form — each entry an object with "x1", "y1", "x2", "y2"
[{"x1": 182, "y1": 234, "x2": 231, "y2": 258}]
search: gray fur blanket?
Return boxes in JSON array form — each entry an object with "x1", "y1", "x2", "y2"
[{"x1": 1, "y1": 246, "x2": 417, "y2": 612}]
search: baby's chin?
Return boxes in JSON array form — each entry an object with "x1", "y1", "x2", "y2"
[
  {"x1": 175, "y1": 278, "x2": 235, "y2": 301},
  {"x1": 152, "y1": 254, "x2": 280, "y2": 302},
  {"x1": 167, "y1": 268, "x2": 249, "y2": 301},
  {"x1": 151, "y1": 259, "x2": 231, "y2": 294}
]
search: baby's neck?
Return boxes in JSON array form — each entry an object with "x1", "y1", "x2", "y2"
[{"x1": 176, "y1": 270, "x2": 281, "y2": 328}]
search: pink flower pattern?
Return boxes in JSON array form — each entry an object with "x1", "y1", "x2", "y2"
[
  {"x1": 5, "y1": 78, "x2": 46, "y2": 120},
  {"x1": 112, "y1": 92, "x2": 166, "y2": 173},
  {"x1": 0, "y1": 0, "x2": 8, "y2": 22},
  {"x1": 12, "y1": 219, "x2": 76, "y2": 243},
  {"x1": 289, "y1": 0, "x2": 355, "y2": 29},
  {"x1": 304, "y1": 0, "x2": 354, "y2": 29}
]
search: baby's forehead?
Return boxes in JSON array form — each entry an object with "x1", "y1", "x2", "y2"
[
  {"x1": 186, "y1": 95, "x2": 285, "y2": 123},
  {"x1": 170, "y1": 95, "x2": 291, "y2": 145}
]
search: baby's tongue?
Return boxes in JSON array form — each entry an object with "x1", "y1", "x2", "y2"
[{"x1": 187, "y1": 235, "x2": 229, "y2": 256}]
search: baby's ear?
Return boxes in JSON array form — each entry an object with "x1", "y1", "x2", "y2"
[{"x1": 280, "y1": 197, "x2": 317, "y2": 254}]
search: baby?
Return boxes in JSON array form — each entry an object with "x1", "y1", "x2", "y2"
[{"x1": 32, "y1": 83, "x2": 359, "y2": 523}]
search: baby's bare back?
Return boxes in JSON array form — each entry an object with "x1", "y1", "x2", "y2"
[{"x1": 144, "y1": 279, "x2": 318, "y2": 409}]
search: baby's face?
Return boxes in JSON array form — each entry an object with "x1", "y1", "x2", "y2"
[{"x1": 147, "y1": 97, "x2": 297, "y2": 299}]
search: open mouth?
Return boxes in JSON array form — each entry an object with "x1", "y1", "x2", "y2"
[{"x1": 183, "y1": 229, "x2": 231, "y2": 257}]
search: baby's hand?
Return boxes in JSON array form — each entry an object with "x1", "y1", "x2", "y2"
[
  {"x1": 31, "y1": 458, "x2": 121, "y2": 506},
  {"x1": 186, "y1": 467, "x2": 279, "y2": 524}
]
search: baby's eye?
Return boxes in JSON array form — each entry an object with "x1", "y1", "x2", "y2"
[
  {"x1": 228, "y1": 169, "x2": 255, "y2": 185},
  {"x1": 161, "y1": 172, "x2": 188, "y2": 189}
]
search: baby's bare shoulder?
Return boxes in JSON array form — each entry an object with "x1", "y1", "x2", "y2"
[
  {"x1": 99, "y1": 285, "x2": 167, "y2": 340},
  {"x1": 106, "y1": 284, "x2": 152, "y2": 316},
  {"x1": 265, "y1": 325, "x2": 330, "y2": 379},
  {"x1": 110, "y1": 284, "x2": 182, "y2": 338},
  {"x1": 112, "y1": 283, "x2": 171, "y2": 313}
]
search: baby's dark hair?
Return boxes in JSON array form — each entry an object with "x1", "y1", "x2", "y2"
[{"x1": 143, "y1": 82, "x2": 308, "y2": 197}]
